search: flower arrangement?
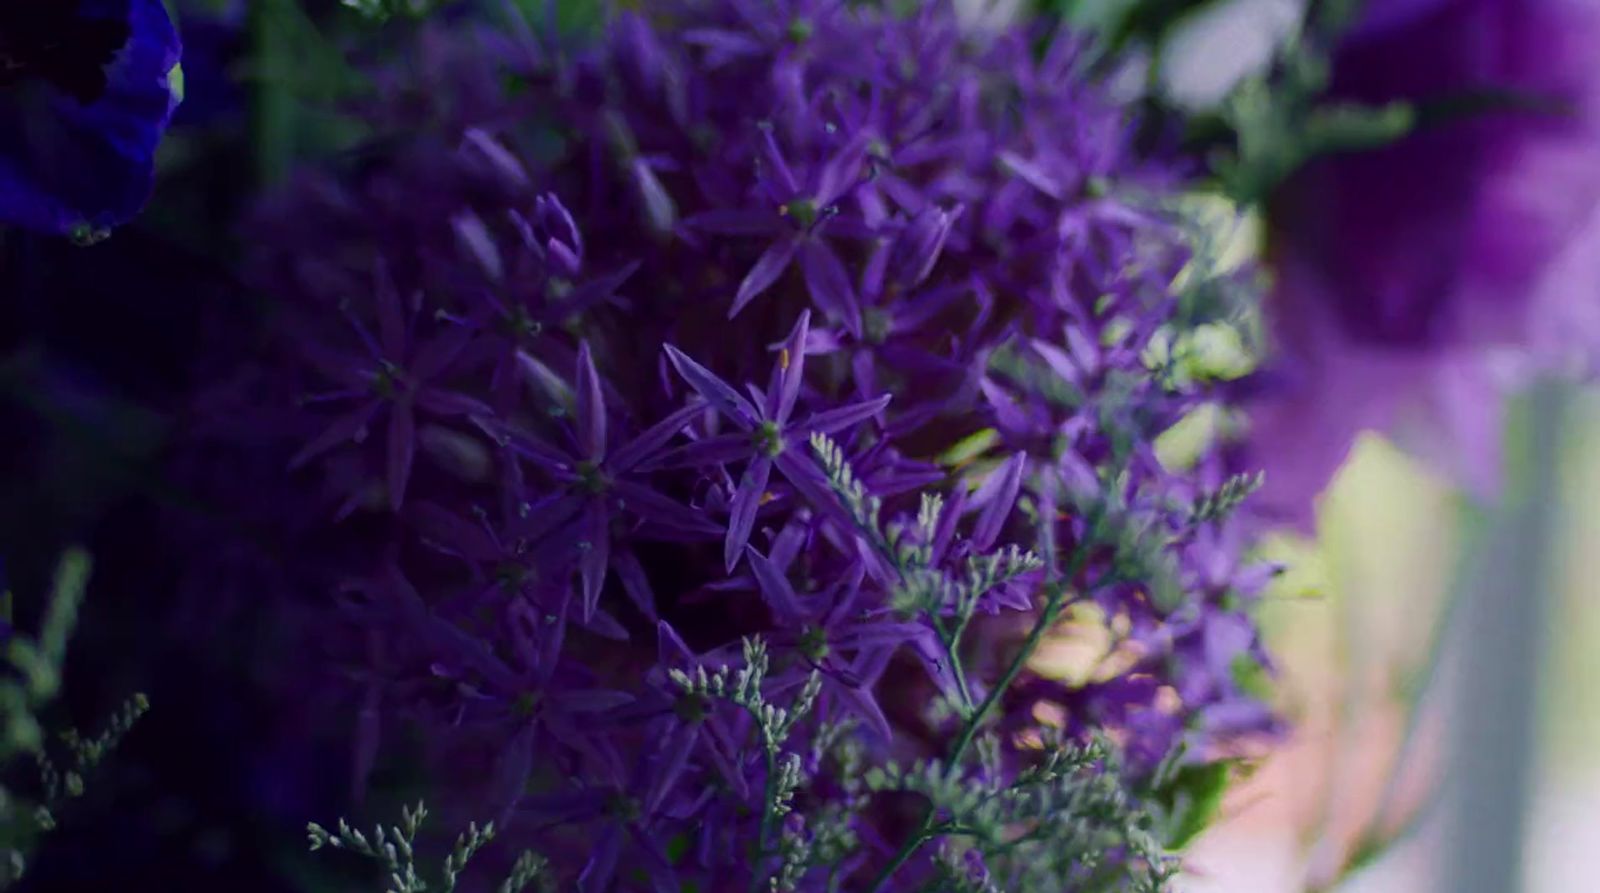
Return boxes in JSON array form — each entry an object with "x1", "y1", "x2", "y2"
[
  {"x1": 234, "y1": 2, "x2": 1279, "y2": 888},
  {"x1": 3, "y1": 0, "x2": 1596, "y2": 891}
]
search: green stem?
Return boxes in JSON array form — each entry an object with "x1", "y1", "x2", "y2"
[
  {"x1": 749, "y1": 739, "x2": 779, "y2": 893},
  {"x1": 934, "y1": 624, "x2": 976, "y2": 713},
  {"x1": 252, "y1": 0, "x2": 295, "y2": 186},
  {"x1": 865, "y1": 525, "x2": 1099, "y2": 893},
  {"x1": 946, "y1": 580, "x2": 1070, "y2": 763}
]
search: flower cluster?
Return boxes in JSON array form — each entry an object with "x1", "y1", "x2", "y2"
[{"x1": 230, "y1": 2, "x2": 1279, "y2": 889}]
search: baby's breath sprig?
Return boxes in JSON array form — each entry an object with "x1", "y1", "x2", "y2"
[
  {"x1": 668, "y1": 637, "x2": 826, "y2": 891},
  {"x1": 307, "y1": 801, "x2": 550, "y2": 893},
  {"x1": 0, "y1": 551, "x2": 148, "y2": 891}
]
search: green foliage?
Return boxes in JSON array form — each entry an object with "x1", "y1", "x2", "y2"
[
  {"x1": 1146, "y1": 758, "x2": 1231, "y2": 849},
  {"x1": 250, "y1": 0, "x2": 373, "y2": 183},
  {"x1": 807, "y1": 434, "x2": 1186, "y2": 892},
  {"x1": 0, "y1": 551, "x2": 149, "y2": 891},
  {"x1": 1209, "y1": 59, "x2": 1416, "y2": 204},
  {"x1": 669, "y1": 637, "x2": 824, "y2": 759},
  {"x1": 1190, "y1": 471, "x2": 1266, "y2": 526},
  {"x1": 809, "y1": 432, "x2": 887, "y2": 548},
  {"x1": 865, "y1": 734, "x2": 1177, "y2": 892},
  {"x1": 340, "y1": 0, "x2": 452, "y2": 21},
  {"x1": 1039, "y1": 0, "x2": 1211, "y2": 55},
  {"x1": 1037, "y1": 0, "x2": 1419, "y2": 204},
  {"x1": 307, "y1": 801, "x2": 551, "y2": 893}
]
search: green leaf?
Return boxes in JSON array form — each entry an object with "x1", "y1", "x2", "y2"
[
  {"x1": 937, "y1": 428, "x2": 1000, "y2": 469},
  {"x1": 665, "y1": 833, "x2": 692, "y2": 864},
  {"x1": 251, "y1": 0, "x2": 372, "y2": 183},
  {"x1": 1302, "y1": 101, "x2": 1416, "y2": 155},
  {"x1": 1042, "y1": 0, "x2": 1146, "y2": 35},
  {"x1": 1154, "y1": 760, "x2": 1231, "y2": 849},
  {"x1": 1230, "y1": 653, "x2": 1273, "y2": 702}
]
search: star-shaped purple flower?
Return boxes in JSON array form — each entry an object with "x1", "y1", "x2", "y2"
[
  {"x1": 663, "y1": 310, "x2": 890, "y2": 572},
  {"x1": 481, "y1": 341, "x2": 722, "y2": 620}
]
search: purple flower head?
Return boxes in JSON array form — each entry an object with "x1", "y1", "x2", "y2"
[
  {"x1": 746, "y1": 544, "x2": 923, "y2": 742},
  {"x1": 286, "y1": 260, "x2": 487, "y2": 513},
  {"x1": 665, "y1": 310, "x2": 891, "y2": 571},
  {"x1": 1251, "y1": 0, "x2": 1600, "y2": 526},
  {"x1": 0, "y1": 0, "x2": 182, "y2": 239},
  {"x1": 221, "y1": 2, "x2": 1283, "y2": 887},
  {"x1": 478, "y1": 342, "x2": 721, "y2": 620}
]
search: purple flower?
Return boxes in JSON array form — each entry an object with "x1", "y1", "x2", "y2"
[
  {"x1": 214, "y1": 2, "x2": 1284, "y2": 887},
  {"x1": 519, "y1": 742, "x2": 702, "y2": 892},
  {"x1": 664, "y1": 310, "x2": 890, "y2": 571},
  {"x1": 478, "y1": 342, "x2": 721, "y2": 620},
  {"x1": 745, "y1": 545, "x2": 918, "y2": 741},
  {"x1": 621, "y1": 622, "x2": 753, "y2": 806},
  {"x1": 0, "y1": 0, "x2": 182, "y2": 238},
  {"x1": 694, "y1": 126, "x2": 873, "y2": 331},
  {"x1": 1251, "y1": 0, "x2": 1600, "y2": 525},
  {"x1": 287, "y1": 262, "x2": 487, "y2": 513}
]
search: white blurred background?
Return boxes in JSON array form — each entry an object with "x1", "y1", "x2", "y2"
[{"x1": 1180, "y1": 393, "x2": 1600, "y2": 891}]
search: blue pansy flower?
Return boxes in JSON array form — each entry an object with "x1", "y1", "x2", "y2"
[{"x1": 0, "y1": 1, "x2": 182, "y2": 241}]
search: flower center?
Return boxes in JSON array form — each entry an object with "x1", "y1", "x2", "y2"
[
  {"x1": 674, "y1": 692, "x2": 709, "y2": 724},
  {"x1": 781, "y1": 198, "x2": 819, "y2": 230},
  {"x1": 0, "y1": 3, "x2": 130, "y2": 104},
  {"x1": 501, "y1": 305, "x2": 543, "y2": 340},
  {"x1": 576, "y1": 459, "x2": 610, "y2": 494},
  {"x1": 606, "y1": 793, "x2": 642, "y2": 822},
  {"x1": 863, "y1": 307, "x2": 892, "y2": 345},
  {"x1": 752, "y1": 421, "x2": 785, "y2": 458},
  {"x1": 371, "y1": 360, "x2": 403, "y2": 400},
  {"x1": 494, "y1": 562, "x2": 530, "y2": 591},
  {"x1": 546, "y1": 277, "x2": 574, "y2": 302},
  {"x1": 512, "y1": 691, "x2": 541, "y2": 719},
  {"x1": 799, "y1": 625, "x2": 830, "y2": 662}
]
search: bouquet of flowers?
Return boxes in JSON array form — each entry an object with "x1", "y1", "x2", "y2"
[{"x1": 2, "y1": 1, "x2": 1596, "y2": 891}]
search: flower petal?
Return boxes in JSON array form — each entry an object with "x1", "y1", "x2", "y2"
[
  {"x1": 798, "y1": 239, "x2": 862, "y2": 335},
  {"x1": 579, "y1": 500, "x2": 611, "y2": 621},
  {"x1": 645, "y1": 723, "x2": 699, "y2": 814},
  {"x1": 663, "y1": 344, "x2": 758, "y2": 424},
  {"x1": 653, "y1": 432, "x2": 753, "y2": 470},
  {"x1": 971, "y1": 453, "x2": 1026, "y2": 551},
  {"x1": 290, "y1": 400, "x2": 381, "y2": 469},
  {"x1": 730, "y1": 234, "x2": 799, "y2": 317},
  {"x1": 831, "y1": 678, "x2": 893, "y2": 743},
  {"x1": 575, "y1": 341, "x2": 607, "y2": 460},
  {"x1": 605, "y1": 547, "x2": 656, "y2": 620},
  {"x1": 0, "y1": 0, "x2": 182, "y2": 235},
  {"x1": 613, "y1": 480, "x2": 723, "y2": 537},
  {"x1": 747, "y1": 545, "x2": 806, "y2": 626},
  {"x1": 772, "y1": 309, "x2": 811, "y2": 424},
  {"x1": 803, "y1": 394, "x2": 892, "y2": 436},
  {"x1": 684, "y1": 208, "x2": 783, "y2": 235},
  {"x1": 387, "y1": 400, "x2": 416, "y2": 511},
  {"x1": 610, "y1": 403, "x2": 702, "y2": 473},
  {"x1": 724, "y1": 457, "x2": 772, "y2": 572}
]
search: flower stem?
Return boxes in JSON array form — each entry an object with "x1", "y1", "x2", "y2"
[
  {"x1": 749, "y1": 730, "x2": 780, "y2": 893},
  {"x1": 865, "y1": 526, "x2": 1099, "y2": 893},
  {"x1": 946, "y1": 580, "x2": 1069, "y2": 764},
  {"x1": 251, "y1": 0, "x2": 296, "y2": 187}
]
